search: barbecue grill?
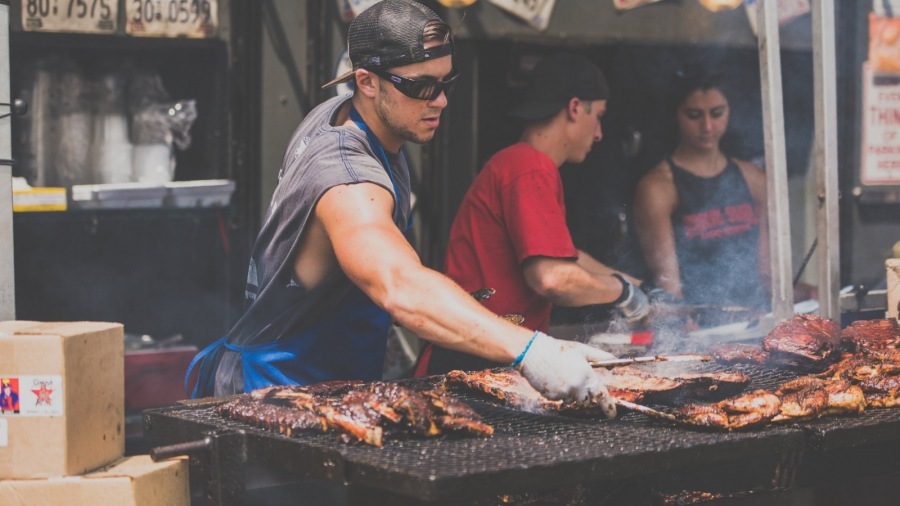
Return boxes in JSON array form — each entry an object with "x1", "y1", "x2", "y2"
[{"x1": 144, "y1": 362, "x2": 900, "y2": 505}]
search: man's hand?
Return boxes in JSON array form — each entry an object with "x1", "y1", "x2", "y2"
[
  {"x1": 613, "y1": 274, "x2": 650, "y2": 324},
  {"x1": 515, "y1": 332, "x2": 617, "y2": 418},
  {"x1": 639, "y1": 281, "x2": 682, "y2": 305}
]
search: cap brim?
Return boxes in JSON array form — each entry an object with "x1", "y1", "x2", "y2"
[
  {"x1": 507, "y1": 101, "x2": 566, "y2": 120},
  {"x1": 322, "y1": 69, "x2": 356, "y2": 89}
]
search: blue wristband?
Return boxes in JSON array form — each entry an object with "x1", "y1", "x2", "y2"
[{"x1": 511, "y1": 330, "x2": 541, "y2": 368}]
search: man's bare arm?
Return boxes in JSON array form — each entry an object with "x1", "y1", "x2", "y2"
[
  {"x1": 575, "y1": 250, "x2": 641, "y2": 285},
  {"x1": 313, "y1": 182, "x2": 534, "y2": 362},
  {"x1": 522, "y1": 256, "x2": 623, "y2": 307}
]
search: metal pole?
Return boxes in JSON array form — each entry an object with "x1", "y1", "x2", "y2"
[
  {"x1": 0, "y1": 2, "x2": 14, "y2": 321},
  {"x1": 757, "y1": 0, "x2": 794, "y2": 323},
  {"x1": 812, "y1": 0, "x2": 841, "y2": 320}
]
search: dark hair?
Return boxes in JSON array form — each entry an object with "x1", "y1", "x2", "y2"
[
  {"x1": 668, "y1": 66, "x2": 730, "y2": 116},
  {"x1": 663, "y1": 66, "x2": 741, "y2": 155},
  {"x1": 422, "y1": 19, "x2": 452, "y2": 46}
]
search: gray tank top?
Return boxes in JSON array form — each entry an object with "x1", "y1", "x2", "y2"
[{"x1": 214, "y1": 94, "x2": 411, "y2": 395}]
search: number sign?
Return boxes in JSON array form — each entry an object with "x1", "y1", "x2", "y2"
[
  {"x1": 126, "y1": 0, "x2": 217, "y2": 38},
  {"x1": 22, "y1": 0, "x2": 117, "y2": 33}
]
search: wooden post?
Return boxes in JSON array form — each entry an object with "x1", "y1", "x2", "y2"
[
  {"x1": 0, "y1": 3, "x2": 14, "y2": 320},
  {"x1": 813, "y1": 0, "x2": 841, "y2": 321},
  {"x1": 757, "y1": 0, "x2": 794, "y2": 324}
]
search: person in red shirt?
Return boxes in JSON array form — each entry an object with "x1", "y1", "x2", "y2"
[{"x1": 417, "y1": 53, "x2": 650, "y2": 375}]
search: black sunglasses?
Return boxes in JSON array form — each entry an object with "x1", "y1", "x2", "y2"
[{"x1": 372, "y1": 69, "x2": 459, "y2": 101}]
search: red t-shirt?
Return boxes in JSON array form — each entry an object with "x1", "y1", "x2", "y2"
[{"x1": 444, "y1": 142, "x2": 578, "y2": 332}]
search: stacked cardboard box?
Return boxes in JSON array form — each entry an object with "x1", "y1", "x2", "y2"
[{"x1": 0, "y1": 321, "x2": 189, "y2": 505}]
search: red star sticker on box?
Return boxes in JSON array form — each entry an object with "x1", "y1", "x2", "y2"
[{"x1": 32, "y1": 384, "x2": 53, "y2": 406}]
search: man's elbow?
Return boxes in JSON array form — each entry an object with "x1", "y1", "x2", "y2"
[{"x1": 527, "y1": 270, "x2": 569, "y2": 301}]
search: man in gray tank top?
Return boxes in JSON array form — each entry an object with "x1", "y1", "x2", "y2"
[{"x1": 188, "y1": 0, "x2": 620, "y2": 418}]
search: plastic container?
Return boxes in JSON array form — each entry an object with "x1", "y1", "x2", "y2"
[
  {"x1": 164, "y1": 179, "x2": 235, "y2": 208},
  {"x1": 71, "y1": 182, "x2": 168, "y2": 209}
]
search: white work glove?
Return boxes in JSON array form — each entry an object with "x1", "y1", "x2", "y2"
[
  {"x1": 612, "y1": 274, "x2": 650, "y2": 325},
  {"x1": 514, "y1": 332, "x2": 618, "y2": 418}
]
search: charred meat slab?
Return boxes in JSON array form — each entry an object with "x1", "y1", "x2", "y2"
[
  {"x1": 841, "y1": 318, "x2": 900, "y2": 353},
  {"x1": 216, "y1": 380, "x2": 493, "y2": 447},
  {"x1": 710, "y1": 343, "x2": 771, "y2": 365},
  {"x1": 763, "y1": 313, "x2": 841, "y2": 366}
]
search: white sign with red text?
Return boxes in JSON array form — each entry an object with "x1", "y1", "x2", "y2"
[{"x1": 861, "y1": 62, "x2": 900, "y2": 185}]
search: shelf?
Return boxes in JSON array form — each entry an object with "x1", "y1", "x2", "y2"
[{"x1": 13, "y1": 205, "x2": 232, "y2": 223}]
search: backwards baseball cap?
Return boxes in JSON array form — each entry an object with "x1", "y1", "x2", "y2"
[
  {"x1": 322, "y1": 0, "x2": 453, "y2": 89},
  {"x1": 508, "y1": 53, "x2": 610, "y2": 120}
]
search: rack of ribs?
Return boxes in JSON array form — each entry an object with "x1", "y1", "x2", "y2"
[
  {"x1": 216, "y1": 380, "x2": 493, "y2": 447},
  {"x1": 445, "y1": 367, "x2": 751, "y2": 415},
  {"x1": 763, "y1": 313, "x2": 841, "y2": 366},
  {"x1": 841, "y1": 318, "x2": 900, "y2": 353}
]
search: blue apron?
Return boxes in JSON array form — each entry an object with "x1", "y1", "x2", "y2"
[{"x1": 187, "y1": 106, "x2": 409, "y2": 397}]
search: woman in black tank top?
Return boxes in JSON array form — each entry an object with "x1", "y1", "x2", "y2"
[{"x1": 633, "y1": 69, "x2": 771, "y2": 319}]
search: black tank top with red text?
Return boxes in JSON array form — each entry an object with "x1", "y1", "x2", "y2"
[{"x1": 670, "y1": 157, "x2": 768, "y2": 310}]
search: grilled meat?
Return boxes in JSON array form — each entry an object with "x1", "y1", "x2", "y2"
[
  {"x1": 676, "y1": 390, "x2": 781, "y2": 430},
  {"x1": 819, "y1": 353, "x2": 900, "y2": 382},
  {"x1": 860, "y1": 375, "x2": 900, "y2": 408},
  {"x1": 841, "y1": 318, "x2": 900, "y2": 352},
  {"x1": 216, "y1": 395, "x2": 326, "y2": 436},
  {"x1": 821, "y1": 379, "x2": 867, "y2": 415},
  {"x1": 446, "y1": 368, "x2": 623, "y2": 416},
  {"x1": 773, "y1": 376, "x2": 865, "y2": 421},
  {"x1": 710, "y1": 343, "x2": 770, "y2": 365},
  {"x1": 217, "y1": 380, "x2": 493, "y2": 447},
  {"x1": 763, "y1": 313, "x2": 841, "y2": 366},
  {"x1": 367, "y1": 382, "x2": 439, "y2": 436},
  {"x1": 425, "y1": 389, "x2": 494, "y2": 436},
  {"x1": 608, "y1": 366, "x2": 750, "y2": 403},
  {"x1": 446, "y1": 366, "x2": 750, "y2": 416}
]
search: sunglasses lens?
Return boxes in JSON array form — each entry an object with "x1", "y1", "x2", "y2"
[
  {"x1": 381, "y1": 71, "x2": 458, "y2": 101},
  {"x1": 409, "y1": 81, "x2": 438, "y2": 100}
]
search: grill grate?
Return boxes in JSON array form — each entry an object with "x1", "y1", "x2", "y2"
[{"x1": 145, "y1": 363, "x2": 900, "y2": 501}]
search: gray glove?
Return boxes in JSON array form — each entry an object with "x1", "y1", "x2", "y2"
[
  {"x1": 612, "y1": 274, "x2": 650, "y2": 324},
  {"x1": 639, "y1": 281, "x2": 682, "y2": 305},
  {"x1": 515, "y1": 332, "x2": 617, "y2": 418}
]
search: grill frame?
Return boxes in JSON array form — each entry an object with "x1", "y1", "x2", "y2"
[{"x1": 144, "y1": 363, "x2": 900, "y2": 503}]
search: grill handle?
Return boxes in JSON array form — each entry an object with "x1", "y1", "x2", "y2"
[{"x1": 150, "y1": 437, "x2": 212, "y2": 462}]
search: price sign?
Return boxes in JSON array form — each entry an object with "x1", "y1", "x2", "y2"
[
  {"x1": 126, "y1": 0, "x2": 217, "y2": 38},
  {"x1": 860, "y1": 62, "x2": 900, "y2": 185},
  {"x1": 22, "y1": 0, "x2": 117, "y2": 34}
]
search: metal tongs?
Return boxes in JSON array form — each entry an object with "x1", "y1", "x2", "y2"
[
  {"x1": 614, "y1": 398, "x2": 679, "y2": 423},
  {"x1": 589, "y1": 353, "x2": 712, "y2": 368}
]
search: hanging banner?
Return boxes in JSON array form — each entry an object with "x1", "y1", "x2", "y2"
[
  {"x1": 488, "y1": 0, "x2": 556, "y2": 31},
  {"x1": 22, "y1": 0, "x2": 117, "y2": 33},
  {"x1": 126, "y1": 0, "x2": 218, "y2": 38},
  {"x1": 613, "y1": 0, "x2": 665, "y2": 11},
  {"x1": 860, "y1": 63, "x2": 900, "y2": 186},
  {"x1": 744, "y1": 0, "x2": 809, "y2": 36}
]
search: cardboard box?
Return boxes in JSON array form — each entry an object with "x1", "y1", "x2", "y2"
[
  {"x1": 0, "y1": 321, "x2": 124, "y2": 479},
  {"x1": 0, "y1": 455, "x2": 189, "y2": 506}
]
